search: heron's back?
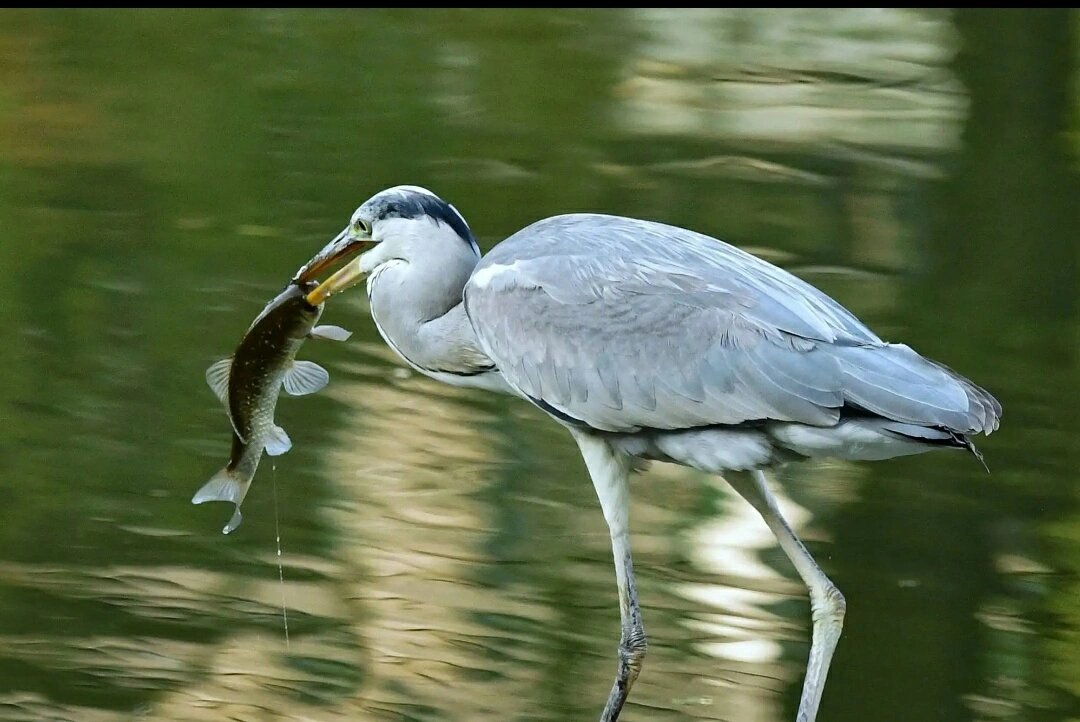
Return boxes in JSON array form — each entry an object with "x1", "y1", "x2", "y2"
[{"x1": 465, "y1": 214, "x2": 1000, "y2": 467}]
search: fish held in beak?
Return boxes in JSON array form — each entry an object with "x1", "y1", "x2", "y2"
[{"x1": 304, "y1": 257, "x2": 368, "y2": 306}]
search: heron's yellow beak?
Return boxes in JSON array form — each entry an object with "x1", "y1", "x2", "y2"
[
  {"x1": 295, "y1": 228, "x2": 367, "y2": 284},
  {"x1": 305, "y1": 258, "x2": 367, "y2": 306},
  {"x1": 295, "y1": 226, "x2": 374, "y2": 305}
]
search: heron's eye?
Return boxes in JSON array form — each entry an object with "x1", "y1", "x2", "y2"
[{"x1": 352, "y1": 219, "x2": 371, "y2": 236}]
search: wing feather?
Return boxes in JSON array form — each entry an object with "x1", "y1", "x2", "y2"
[{"x1": 464, "y1": 214, "x2": 999, "y2": 435}]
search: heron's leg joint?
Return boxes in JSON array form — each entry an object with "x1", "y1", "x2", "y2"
[
  {"x1": 810, "y1": 580, "x2": 846, "y2": 626},
  {"x1": 619, "y1": 621, "x2": 648, "y2": 676}
]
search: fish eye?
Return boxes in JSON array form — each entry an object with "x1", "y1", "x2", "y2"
[{"x1": 352, "y1": 218, "x2": 371, "y2": 236}]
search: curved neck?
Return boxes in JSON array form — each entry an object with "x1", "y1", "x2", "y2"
[{"x1": 366, "y1": 253, "x2": 500, "y2": 387}]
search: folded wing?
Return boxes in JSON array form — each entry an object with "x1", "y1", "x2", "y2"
[{"x1": 463, "y1": 214, "x2": 1000, "y2": 436}]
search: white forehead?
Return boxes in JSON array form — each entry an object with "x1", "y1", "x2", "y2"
[
  {"x1": 386, "y1": 184, "x2": 438, "y2": 198},
  {"x1": 352, "y1": 185, "x2": 442, "y2": 222},
  {"x1": 349, "y1": 185, "x2": 478, "y2": 256},
  {"x1": 365, "y1": 185, "x2": 439, "y2": 206}
]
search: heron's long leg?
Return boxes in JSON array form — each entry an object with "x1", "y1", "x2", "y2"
[
  {"x1": 571, "y1": 431, "x2": 647, "y2": 722},
  {"x1": 727, "y1": 469, "x2": 846, "y2": 722}
]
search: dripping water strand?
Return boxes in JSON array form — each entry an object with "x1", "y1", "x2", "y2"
[{"x1": 272, "y1": 460, "x2": 290, "y2": 650}]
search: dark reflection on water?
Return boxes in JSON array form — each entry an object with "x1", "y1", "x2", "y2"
[{"x1": 0, "y1": 8, "x2": 1076, "y2": 722}]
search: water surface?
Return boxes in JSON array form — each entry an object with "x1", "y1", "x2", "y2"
[{"x1": 0, "y1": 9, "x2": 1076, "y2": 722}]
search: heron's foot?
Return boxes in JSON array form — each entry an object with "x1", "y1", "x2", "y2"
[{"x1": 599, "y1": 623, "x2": 648, "y2": 722}]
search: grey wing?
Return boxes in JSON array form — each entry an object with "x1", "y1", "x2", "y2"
[{"x1": 464, "y1": 214, "x2": 1000, "y2": 435}]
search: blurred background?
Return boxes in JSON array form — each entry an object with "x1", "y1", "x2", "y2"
[{"x1": 0, "y1": 8, "x2": 1076, "y2": 722}]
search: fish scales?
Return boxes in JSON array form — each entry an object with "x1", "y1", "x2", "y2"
[{"x1": 194, "y1": 281, "x2": 351, "y2": 533}]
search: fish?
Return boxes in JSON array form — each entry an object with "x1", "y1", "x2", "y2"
[{"x1": 193, "y1": 280, "x2": 352, "y2": 534}]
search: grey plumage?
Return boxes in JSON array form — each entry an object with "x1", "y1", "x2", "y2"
[
  {"x1": 464, "y1": 214, "x2": 999, "y2": 449},
  {"x1": 301, "y1": 186, "x2": 1002, "y2": 722}
]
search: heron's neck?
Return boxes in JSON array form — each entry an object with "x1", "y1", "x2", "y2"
[{"x1": 367, "y1": 254, "x2": 502, "y2": 389}]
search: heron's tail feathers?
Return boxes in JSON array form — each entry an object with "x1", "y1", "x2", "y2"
[{"x1": 829, "y1": 343, "x2": 1001, "y2": 436}]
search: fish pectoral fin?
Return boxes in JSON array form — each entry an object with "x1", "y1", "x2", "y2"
[
  {"x1": 282, "y1": 360, "x2": 330, "y2": 396},
  {"x1": 205, "y1": 358, "x2": 232, "y2": 406},
  {"x1": 310, "y1": 325, "x2": 352, "y2": 342},
  {"x1": 264, "y1": 424, "x2": 293, "y2": 456}
]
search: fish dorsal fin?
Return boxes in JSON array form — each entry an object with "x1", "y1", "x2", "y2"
[
  {"x1": 205, "y1": 358, "x2": 232, "y2": 406},
  {"x1": 265, "y1": 424, "x2": 292, "y2": 456},
  {"x1": 310, "y1": 325, "x2": 352, "y2": 342},
  {"x1": 205, "y1": 357, "x2": 247, "y2": 443},
  {"x1": 283, "y1": 360, "x2": 330, "y2": 396}
]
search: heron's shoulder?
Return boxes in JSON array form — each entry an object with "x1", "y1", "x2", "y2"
[
  {"x1": 510, "y1": 212, "x2": 716, "y2": 244},
  {"x1": 466, "y1": 211, "x2": 882, "y2": 347},
  {"x1": 469, "y1": 214, "x2": 632, "y2": 290},
  {"x1": 479, "y1": 213, "x2": 730, "y2": 267}
]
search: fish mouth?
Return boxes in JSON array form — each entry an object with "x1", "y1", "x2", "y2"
[{"x1": 294, "y1": 228, "x2": 367, "y2": 286}]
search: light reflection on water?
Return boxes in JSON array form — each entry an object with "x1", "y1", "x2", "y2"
[{"x1": 0, "y1": 8, "x2": 1076, "y2": 722}]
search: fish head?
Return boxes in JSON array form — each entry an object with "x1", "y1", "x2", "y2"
[
  {"x1": 284, "y1": 282, "x2": 324, "y2": 339},
  {"x1": 250, "y1": 281, "x2": 324, "y2": 340}
]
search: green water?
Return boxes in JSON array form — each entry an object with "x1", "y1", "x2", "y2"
[{"x1": 0, "y1": 9, "x2": 1076, "y2": 722}]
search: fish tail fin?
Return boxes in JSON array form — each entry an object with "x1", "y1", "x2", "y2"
[
  {"x1": 192, "y1": 466, "x2": 243, "y2": 505},
  {"x1": 192, "y1": 466, "x2": 251, "y2": 535}
]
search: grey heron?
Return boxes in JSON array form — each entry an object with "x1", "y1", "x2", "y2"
[{"x1": 295, "y1": 185, "x2": 1001, "y2": 722}]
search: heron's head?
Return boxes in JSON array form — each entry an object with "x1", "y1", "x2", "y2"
[{"x1": 297, "y1": 185, "x2": 479, "y2": 304}]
